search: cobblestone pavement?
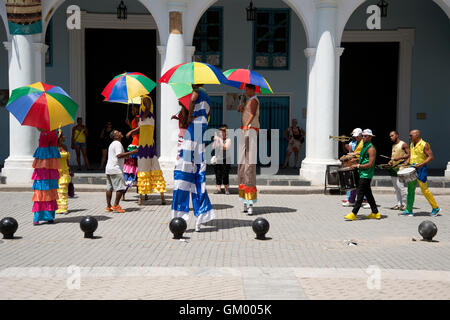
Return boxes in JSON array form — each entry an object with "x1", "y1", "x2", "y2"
[{"x1": 0, "y1": 191, "x2": 449, "y2": 299}]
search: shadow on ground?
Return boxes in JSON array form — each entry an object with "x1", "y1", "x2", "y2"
[
  {"x1": 54, "y1": 215, "x2": 112, "y2": 224},
  {"x1": 68, "y1": 209, "x2": 87, "y2": 213},
  {"x1": 212, "y1": 204, "x2": 234, "y2": 210},
  {"x1": 412, "y1": 211, "x2": 437, "y2": 217},
  {"x1": 251, "y1": 206, "x2": 297, "y2": 215},
  {"x1": 185, "y1": 218, "x2": 253, "y2": 233}
]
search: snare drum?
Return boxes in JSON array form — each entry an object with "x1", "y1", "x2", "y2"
[
  {"x1": 377, "y1": 164, "x2": 398, "y2": 177},
  {"x1": 337, "y1": 167, "x2": 359, "y2": 191},
  {"x1": 397, "y1": 167, "x2": 417, "y2": 184}
]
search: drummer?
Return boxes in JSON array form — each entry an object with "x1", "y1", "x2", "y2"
[
  {"x1": 345, "y1": 129, "x2": 381, "y2": 221},
  {"x1": 401, "y1": 130, "x2": 441, "y2": 217},
  {"x1": 387, "y1": 131, "x2": 410, "y2": 210},
  {"x1": 342, "y1": 128, "x2": 369, "y2": 208}
]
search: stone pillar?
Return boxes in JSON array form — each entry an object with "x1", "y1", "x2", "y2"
[
  {"x1": 2, "y1": 36, "x2": 47, "y2": 184},
  {"x1": 445, "y1": 162, "x2": 450, "y2": 179},
  {"x1": 300, "y1": 0, "x2": 341, "y2": 185},
  {"x1": 158, "y1": 2, "x2": 188, "y2": 185}
]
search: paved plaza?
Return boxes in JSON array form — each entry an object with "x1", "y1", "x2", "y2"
[{"x1": 0, "y1": 191, "x2": 449, "y2": 300}]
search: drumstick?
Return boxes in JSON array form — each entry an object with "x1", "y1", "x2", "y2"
[{"x1": 380, "y1": 155, "x2": 392, "y2": 159}]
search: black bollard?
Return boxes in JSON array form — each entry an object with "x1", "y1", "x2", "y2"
[
  {"x1": 169, "y1": 217, "x2": 187, "y2": 239},
  {"x1": 80, "y1": 216, "x2": 98, "y2": 239},
  {"x1": 0, "y1": 217, "x2": 18, "y2": 240},
  {"x1": 252, "y1": 218, "x2": 270, "y2": 240},
  {"x1": 418, "y1": 220, "x2": 437, "y2": 242}
]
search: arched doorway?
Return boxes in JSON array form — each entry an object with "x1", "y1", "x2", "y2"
[
  {"x1": 338, "y1": 0, "x2": 450, "y2": 170},
  {"x1": 43, "y1": 0, "x2": 162, "y2": 168}
]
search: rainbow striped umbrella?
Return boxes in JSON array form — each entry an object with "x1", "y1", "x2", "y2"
[
  {"x1": 101, "y1": 72, "x2": 156, "y2": 103},
  {"x1": 223, "y1": 69, "x2": 273, "y2": 94},
  {"x1": 6, "y1": 82, "x2": 78, "y2": 131},
  {"x1": 159, "y1": 62, "x2": 230, "y2": 85},
  {"x1": 169, "y1": 83, "x2": 194, "y2": 109}
]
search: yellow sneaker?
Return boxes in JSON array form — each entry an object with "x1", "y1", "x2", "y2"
[
  {"x1": 367, "y1": 212, "x2": 381, "y2": 219},
  {"x1": 344, "y1": 212, "x2": 357, "y2": 221}
]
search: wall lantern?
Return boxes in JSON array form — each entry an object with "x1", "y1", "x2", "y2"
[
  {"x1": 246, "y1": 1, "x2": 256, "y2": 22},
  {"x1": 117, "y1": 1, "x2": 127, "y2": 20},
  {"x1": 377, "y1": 0, "x2": 389, "y2": 18}
]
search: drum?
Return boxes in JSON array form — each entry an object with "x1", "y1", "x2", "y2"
[
  {"x1": 397, "y1": 167, "x2": 417, "y2": 184},
  {"x1": 337, "y1": 167, "x2": 359, "y2": 191},
  {"x1": 377, "y1": 164, "x2": 398, "y2": 177},
  {"x1": 339, "y1": 154, "x2": 356, "y2": 168}
]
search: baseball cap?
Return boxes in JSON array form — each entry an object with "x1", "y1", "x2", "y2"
[
  {"x1": 362, "y1": 129, "x2": 375, "y2": 137},
  {"x1": 351, "y1": 128, "x2": 362, "y2": 137}
]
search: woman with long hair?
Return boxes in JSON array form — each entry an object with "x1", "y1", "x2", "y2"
[{"x1": 126, "y1": 95, "x2": 166, "y2": 205}]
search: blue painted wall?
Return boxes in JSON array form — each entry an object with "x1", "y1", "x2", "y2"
[{"x1": 345, "y1": 0, "x2": 450, "y2": 169}]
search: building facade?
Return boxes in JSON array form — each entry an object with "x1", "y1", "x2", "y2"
[{"x1": 1, "y1": 0, "x2": 449, "y2": 185}]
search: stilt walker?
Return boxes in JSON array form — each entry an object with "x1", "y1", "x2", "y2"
[
  {"x1": 128, "y1": 95, "x2": 166, "y2": 205},
  {"x1": 32, "y1": 130, "x2": 61, "y2": 224},
  {"x1": 237, "y1": 84, "x2": 260, "y2": 215},
  {"x1": 172, "y1": 86, "x2": 215, "y2": 232}
]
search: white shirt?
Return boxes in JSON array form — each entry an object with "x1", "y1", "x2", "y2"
[{"x1": 105, "y1": 140, "x2": 124, "y2": 175}]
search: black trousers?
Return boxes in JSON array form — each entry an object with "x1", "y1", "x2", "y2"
[
  {"x1": 214, "y1": 163, "x2": 230, "y2": 186},
  {"x1": 352, "y1": 178, "x2": 378, "y2": 214}
]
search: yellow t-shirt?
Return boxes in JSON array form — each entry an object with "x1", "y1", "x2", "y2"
[
  {"x1": 354, "y1": 140, "x2": 363, "y2": 158},
  {"x1": 58, "y1": 151, "x2": 70, "y2": 171},
  {"x1": 73, "y1": 128, "x2": 86, "y2": 143}
]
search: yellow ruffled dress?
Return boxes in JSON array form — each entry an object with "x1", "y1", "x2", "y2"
[
  {"x1": 137, "y1": 97, "x2": 166, "y2": 194},
  {"x1": 56, "y1": 150, "x2": 70, "y2": 213}
]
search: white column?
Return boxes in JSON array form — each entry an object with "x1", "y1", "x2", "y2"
[
  {"x1": 300, "y1": 0, "x2": 341, "y2": 185},
  {"x1": 445, "y1": 162, "x2": 450, "y2": 179},
  {"x1": 158, "y1": 2, "x2": 188, "y2": 186},
  {"x1": 2, "y1": 36, "x2": 48, "y2": 184}
]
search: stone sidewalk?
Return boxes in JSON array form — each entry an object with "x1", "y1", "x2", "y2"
[{"x1": 0, "y1": 192, "x2": 449, "y2": 299}]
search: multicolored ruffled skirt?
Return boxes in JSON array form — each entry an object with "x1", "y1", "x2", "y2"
[
  {"x1": 124, "y1": 145, "x2": 138, "y2": 191},
  {"x1": 32, "y1": 142, "x2": 60, "y2": 223}
]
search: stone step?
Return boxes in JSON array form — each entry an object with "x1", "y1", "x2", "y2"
[
  {"x1": 1, "y1": 172, "x2": 449, "y2": 187},
  {"x1": 67, "y1": 174, "x2": 312, "y2": 186}
]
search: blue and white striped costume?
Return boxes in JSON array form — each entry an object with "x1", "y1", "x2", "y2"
[{"x1": 172, "y1": 89, "x2": 215, "y2": 224}]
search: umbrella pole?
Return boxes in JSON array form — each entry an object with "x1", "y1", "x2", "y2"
[{"x1": 239, "y1": 64, "x2": 251, "y2": 105}]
